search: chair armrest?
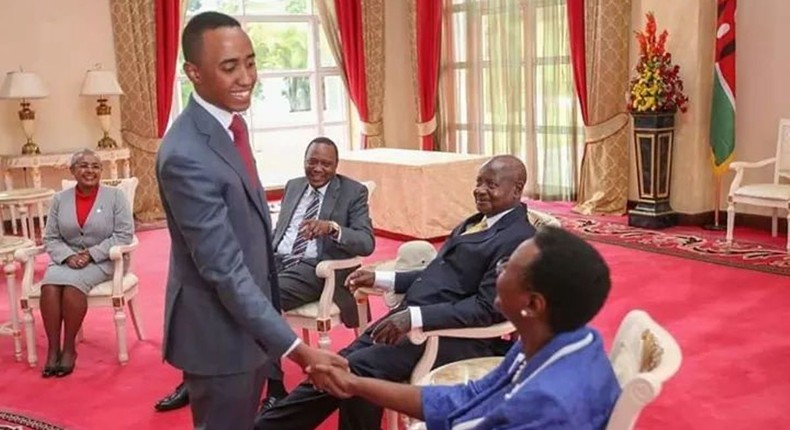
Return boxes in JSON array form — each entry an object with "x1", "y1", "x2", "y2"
[
  {"x1": 729, "y1": 158, "x2": 776, "y2": 171},
  {"x1": 353, "y1": 287, "x2": 404, "y2": 309},
  {"x1": 408, "y1": 321, "x2": 515, "y2": 345},
  {"x1": 109, "y1": 235, "x2": 139, "y2": 261},
  {"x1": 313, "y1": 257, "x2": 363, "y2": 320},
  {"x1": 315, "y1": 257, "x2": 363, "y2": 279},
  {"x1": 729, "y1": 158, "x2": 777, "y2": 196},
  {"x1": 14, "y1": 245, "x2": 46, "y2": 263},
  {"x1": 14, "y1": 246, "x2": 46, "y2": 299}
]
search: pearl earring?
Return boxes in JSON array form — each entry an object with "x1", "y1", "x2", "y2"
[{"x1": 520, "y1": 309, "x2": 530, "y2": 318}]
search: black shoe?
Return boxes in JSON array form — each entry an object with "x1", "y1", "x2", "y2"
[
  {"x1": 155, "y1": 383, "x2": 190, "y2": 412},
  {"x1": 258, "y1": 395, "x2": 281, "y2": 413},
  {"x1": 41, "y1": 365, "x2": 58, "y2": 378}
]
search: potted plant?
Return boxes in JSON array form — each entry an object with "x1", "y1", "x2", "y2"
[{"x1": 627, "y1": 12, "x2": 689, "y2": 229}]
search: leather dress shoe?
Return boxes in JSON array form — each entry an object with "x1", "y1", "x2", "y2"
[
  {"x1": 258, "y1": 396, "x2": 281, "y2": 413},
  {"x1": 155, "y1": 383, "x2": 189, "y2": 412}
]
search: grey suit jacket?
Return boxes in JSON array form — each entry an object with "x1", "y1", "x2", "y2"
[
  {"x1": 273, "y1": 175, "x2": 374, "y2": 262},
  {"x1": 156, "y1": 98, "x2": 297, "y2": 376},
  {"x1": 44, "y1": 185, "x2": 134, "y2": 273}
]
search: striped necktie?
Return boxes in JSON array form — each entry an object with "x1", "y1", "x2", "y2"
[{"x1": 282, "y1": 189, "x2": 321, "y2": 269}]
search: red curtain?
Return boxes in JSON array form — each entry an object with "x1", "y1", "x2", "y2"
[
  {"x1": 567, "y1": 0, "x2": 589, "y2": 125},
  {"x1": 415, "y1": 0, "x2": 443, "y2": 150},
  {"x1": 334, "y1": 0, "x2": 370, "y2": 148},
  {"x1": 155, "y1": 0, "x2": 180, "y2": 137}
]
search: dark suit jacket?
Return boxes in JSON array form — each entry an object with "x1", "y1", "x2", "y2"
[
  {"x1": 156, "y1": 98, "x2": 297, "y2": 376},
  {"x1": 273, "y1": 175, "x2": 374, "y2": 325},
  {"x1": 394, "y1": 204, "x2": 535, "y2": 355}
]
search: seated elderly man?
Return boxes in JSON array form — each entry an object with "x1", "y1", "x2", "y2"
[
  {"x1": 154, "y1": 136, "x2": 375, "y2": 413},
  {"x1": 254, "y1": 155, "x2": 535, "y2": 430}
]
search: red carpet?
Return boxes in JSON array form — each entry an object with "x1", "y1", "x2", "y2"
[{"x1": 1, "y1": 223, "x2": 789, "y2": 429}]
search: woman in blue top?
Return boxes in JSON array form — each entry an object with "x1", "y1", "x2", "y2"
[{"x1": 310, "y1": 226, "x2": 621, "y2": 429}]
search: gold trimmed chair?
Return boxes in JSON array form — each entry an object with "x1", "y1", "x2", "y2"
[
  {"x1": 726, "y1": 118, "x2": 790, "y2": 252},
  {"x1": 283, "y1": 181, "x2": 376, "y2": 349},
  {"x1": 15, "y1": 177, "x2": 142, "y2": 366}
]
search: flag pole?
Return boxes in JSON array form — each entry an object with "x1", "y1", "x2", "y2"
[{"x1": 704, "y1": 174, "x2": 726, "y2": 231}]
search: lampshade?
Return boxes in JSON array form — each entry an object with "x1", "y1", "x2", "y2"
[
  {"x1": 80, "y1": 69, "x2": 124, "y2": 97},
  {"x1": 0, "y1": 71, "x2": 49, "y2": 99}
]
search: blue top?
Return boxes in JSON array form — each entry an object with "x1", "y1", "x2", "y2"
[{"x1": 421, "y1": 327, "x2": 621, "y2": 430}]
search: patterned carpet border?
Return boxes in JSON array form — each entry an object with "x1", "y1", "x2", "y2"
[
  {"x1": 553, "y1": 214, "x2": 790, "y2": 277},
  {"x1": 0, "y1": 411, "x2": 65, "y2": 430}
]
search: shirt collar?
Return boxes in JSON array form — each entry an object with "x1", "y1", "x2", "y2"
[
  {"x1": 192, "y1": 92, "x2": 237, "y2": 133},
  {"x1": 308, "y1": 181, "x2": 330, "y2": 197},
  {"x1": 485, "y1": 207, "x2": 514, "y2": 228}
]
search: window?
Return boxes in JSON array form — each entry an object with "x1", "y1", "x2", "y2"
[
  {"x1": 443, "y1": 0, "x2": 582, "y2": 199},
  {"x1": 174, "y1": 0, "x2": 351, "y2": 188}
]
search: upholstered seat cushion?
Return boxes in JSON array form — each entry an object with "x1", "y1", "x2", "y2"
[
  {"x1": 286, "y1": 301, "x2": 341, "y2": 318},
  {"x1": 734, "y1": 184, "x2": 790, "y2": 201},
  {"x1": 27, "y1": 273, "x2": 139, "y2": 298}
]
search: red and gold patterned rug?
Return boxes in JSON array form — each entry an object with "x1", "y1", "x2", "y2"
[
  {"x1": 0, "y1": 411, "x2": 64, "y2": 430},
  {"x1": 554, "y1": 214, "x2": 790, "y2": 276}
]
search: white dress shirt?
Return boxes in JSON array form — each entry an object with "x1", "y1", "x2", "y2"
[
  {"x1": 193, "y1": 93, "x2": 301, "y2": 359},
  {"x1": 374, "y1": 208, "x2": 515, "y2": 328},
  {"x1": 276, "y1": 183, "x2": 330, "y2": 258}
]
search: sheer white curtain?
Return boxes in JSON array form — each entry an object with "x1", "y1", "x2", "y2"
[{"x1": 439, "y1": 0, "x2": 581, "y2": 200}]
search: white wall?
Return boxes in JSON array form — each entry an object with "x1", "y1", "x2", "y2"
[{"x1": 0, "y1": 0, "x2": 120, "y2": 166}]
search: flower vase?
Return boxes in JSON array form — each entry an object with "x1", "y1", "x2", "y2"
[{"x1": 628, "y1": 111, "x2": 677, "y2": 229}]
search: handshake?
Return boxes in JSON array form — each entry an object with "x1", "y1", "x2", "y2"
[{"x1": 288, "y1": 343, "x2": 359, "y2": 399}]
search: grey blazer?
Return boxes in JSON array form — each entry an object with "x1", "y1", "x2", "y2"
[
  {"x1": 273, "y1": 175, "x2": 374, "y2": 262},
  {"x1": 156, "y1": 98, "x2": 297, "y2": 376},
  {"x1": 43, "y1": 185, "x2": 134, "y2": 273}
]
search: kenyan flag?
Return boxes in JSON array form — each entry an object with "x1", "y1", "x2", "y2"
[{"x1": 710, "y1": 0, "x2": 736, "y2": 176}]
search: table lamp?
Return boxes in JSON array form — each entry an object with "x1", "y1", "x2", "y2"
[
  {"x1": 80, "y1": 65, "x2": 124, "y2": 149},
  {"x1": 0, "y1": 70, "x2": 49, "y2": 155}
]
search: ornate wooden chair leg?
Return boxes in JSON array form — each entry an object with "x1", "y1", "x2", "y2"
[
  {"x1": 114, "y1": 304, "x2": 128, "y2": 364},
  {"x1": 22, "y1": 308, "x2": 37, "y2": 367}
]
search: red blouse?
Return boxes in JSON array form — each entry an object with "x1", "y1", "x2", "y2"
[{"x1": 75, "y1": 186, "x2": 99, "y2": 228}]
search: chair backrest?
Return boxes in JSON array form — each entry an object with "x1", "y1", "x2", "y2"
[
  {"x1": 606, "y1": 310, "x2": 682, "y2": 430},
  {"x1": 527, "y1": 209, "x2": 561, "y2": 228},
  {"x1": 775, "y1": 118, "x2": 790, "y2": 182},
  {"x1": 61, "y1": 177, "x2": 139, "y2": 211},
  {"x1": 361, "y1": 180, "x2": 376, "y2": 200}
]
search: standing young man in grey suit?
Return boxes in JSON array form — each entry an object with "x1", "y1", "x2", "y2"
[
  {"x1": 155, "y1": 137, "x2": 374, "y2": 413},
  {"x1": 156, "y1": 12, "x2": 347, "y2": 430}
]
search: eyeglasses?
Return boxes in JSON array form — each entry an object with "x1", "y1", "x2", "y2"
[{"x1": 495, "y1": 256, "x2": 510, "y2": 276}]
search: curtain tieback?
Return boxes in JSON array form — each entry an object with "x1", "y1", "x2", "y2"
[
  {"x1": 360, "y1": 120, "x2": 383, "y2": 136},
  {"x1": 584, "y1": 112, "x2": 629, "y2": 144},
  {"x1": 416, "y1": 116, "x2": 437, "y2": 137}
]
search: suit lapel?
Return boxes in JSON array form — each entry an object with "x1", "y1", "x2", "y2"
[
  {"x1": 274, "y1": 178, "x2": 308, "y2": 247},
  {"x1": 439, "y1": 205, "x2": 526, "y2": 258},
  {"x1": 188, "y1": 100, "x2": 270, "y2": 230}
]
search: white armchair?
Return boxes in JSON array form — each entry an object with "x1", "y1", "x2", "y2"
[
  {"x1": 15, "y1": 177, "x2": 143, "y2": 366},
  {"x1": 606, "y1": 309, "x2": 682, "y2": 430},
  {"x1": 283, "y1": 181, "x2": 376, "y2": 349},
  {"x1": 726, "y1": 118, "x2": 790, "y2": 252}
]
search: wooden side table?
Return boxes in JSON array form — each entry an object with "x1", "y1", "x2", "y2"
[
  {"x1": 0, "y1": 235, "x2": 35, "y2": 361},
  {"x1": 0, "y1": 188, "x2": 55, "y2": 241}
]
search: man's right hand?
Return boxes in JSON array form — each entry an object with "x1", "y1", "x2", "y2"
[
  {"x1": 288, "y1": 343, "x2": 348, "y2": 374},
  {"x1": 344, "y1": 269, "x2": 375, "y2": 293}
]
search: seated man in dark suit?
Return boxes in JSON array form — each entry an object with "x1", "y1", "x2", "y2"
[
  {"x1": 254, "y1": 155, "x2": 535, "y2": 430},
  {"x1": 153, "y1": 137, "x2": 375, "y2": 413}
]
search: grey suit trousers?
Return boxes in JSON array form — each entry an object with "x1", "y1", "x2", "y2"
[{"x1": 185, "y1": 365, "x2": 267, "y2": 430}]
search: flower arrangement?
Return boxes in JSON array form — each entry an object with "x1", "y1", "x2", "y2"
[{"x1": 628, "y1": 12, "x2": 689, "y2": 113}]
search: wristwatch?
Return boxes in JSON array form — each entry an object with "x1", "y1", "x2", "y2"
[{"x1": 329, "y1": 221, "x2": 341, "y2": 239}]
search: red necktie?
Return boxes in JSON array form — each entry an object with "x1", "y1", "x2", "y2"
[{"x1": 229, "y1": 114, "x2": 260, "y2": 188}]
